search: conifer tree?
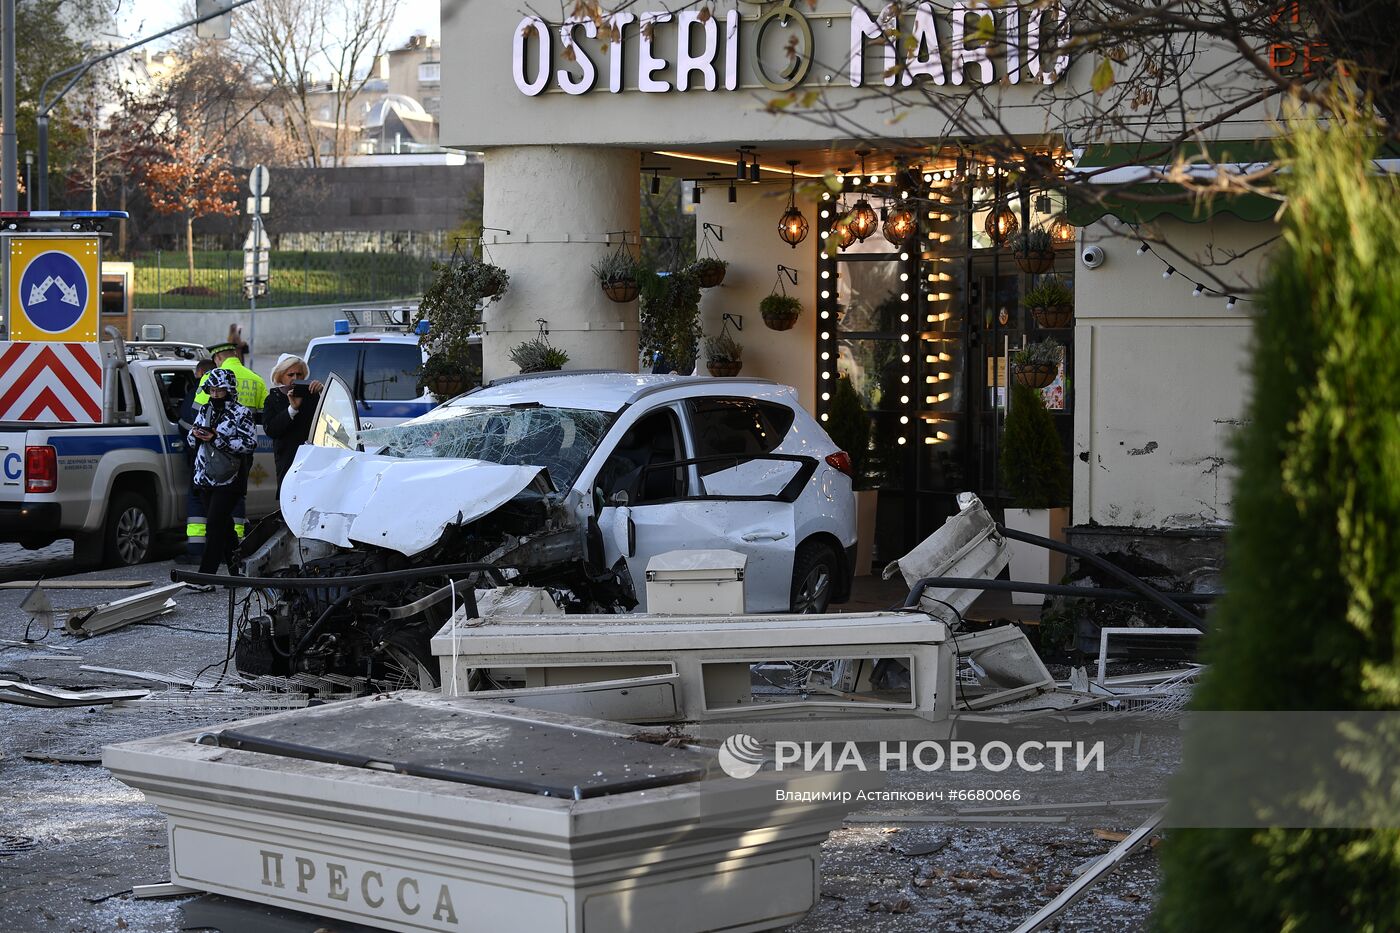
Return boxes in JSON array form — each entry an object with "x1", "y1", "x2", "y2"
[{"x1": 1155, "y1": 98, "x2": 1400, "y2": 932}]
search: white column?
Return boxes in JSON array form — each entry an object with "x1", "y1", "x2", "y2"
[{"x1": 481, "y1": 146, "x2": 641, "y2": 382}]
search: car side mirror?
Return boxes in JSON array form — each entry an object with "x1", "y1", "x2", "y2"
[{"x1": 609, "y1": 490, "x2": 630, "y2": 506}]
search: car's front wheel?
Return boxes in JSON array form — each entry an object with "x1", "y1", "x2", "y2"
[{"x1": 790, "y1": 541, "x2": 839, "y2": 614}]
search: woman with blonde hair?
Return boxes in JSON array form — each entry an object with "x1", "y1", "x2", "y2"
[{"x1": 263, "y1": 354, "x2": 324, "y2": 493}]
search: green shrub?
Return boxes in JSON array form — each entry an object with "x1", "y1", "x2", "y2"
[
  {"x1": 1000, "y1": 382, "x2": 1068, "y2": 508},
  {"x1": 415, "y1": 257, "x2": 506, "y2": 381},
  {"x1": 1154, "y1": 107, "x2": 1400, "y2": 931},
  {"x1": 760, "y1": 293, "x2": 802, "y2": 321},
  {"x1": 638, "y1": 268, "x2": 702, "y2": 371},
  {"x1": 824, "y1": 376, "x2": 870, "y2": 483}
]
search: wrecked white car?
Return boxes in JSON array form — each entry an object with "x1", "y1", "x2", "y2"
[{"x1": 235, "y1": 371, "x2": 857, "y2": 684}]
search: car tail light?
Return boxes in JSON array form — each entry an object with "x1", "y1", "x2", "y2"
[
  {"x1": 25, "y1": 446, "x2": 57, "y2": 494},
  {"x1": 825, "y1": 451, "x2": 854, "y2": 479}
]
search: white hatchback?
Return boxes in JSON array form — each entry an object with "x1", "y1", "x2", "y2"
[{"x1": 285, "y1": 371, "x2": 858, "y2": 613}]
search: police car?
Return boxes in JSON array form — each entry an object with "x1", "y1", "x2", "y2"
[{"x1": 303, "y1": 307, "x2": 480, "y2": 432}]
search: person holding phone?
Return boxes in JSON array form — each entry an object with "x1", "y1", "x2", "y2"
[
  {"x1": 263, "y1": 354, "x2": 325, "y2": 494},
  {"x1": 188, "y1": 368, "x2": 256, "y2": 576}
]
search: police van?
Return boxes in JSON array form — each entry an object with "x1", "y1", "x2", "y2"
[{"x1": 302, "y1": 307, "x2": 480, "y2": 431}]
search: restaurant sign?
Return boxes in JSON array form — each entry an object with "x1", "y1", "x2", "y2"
[{"x1": 511, "y1": 1, "x2": 1070, "y2": 97}]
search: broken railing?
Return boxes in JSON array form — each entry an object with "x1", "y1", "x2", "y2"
[
  {"x1": 170, "y1": 563, "x2": 512, "y2": 672},
  {"x1": 904, "y1": 523, "x2": 1214, "y2": 631}
]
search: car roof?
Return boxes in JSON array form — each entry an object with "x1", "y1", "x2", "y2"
[
  {"x1": 453, "y1": 371, "x2": 791, "y2": 413},
  {"x1": 307, "y1": 333, "x2": 422, "y2": 346}
]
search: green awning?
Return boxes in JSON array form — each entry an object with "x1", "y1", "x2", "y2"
[{"x1": 1065, "y1": 140, "x2": 1281, "y2": 226}]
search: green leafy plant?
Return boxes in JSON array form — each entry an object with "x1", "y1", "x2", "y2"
[
  {"x1": 1011, "y1": 337, "x2": 1063, "y2": 368},
  {"x1": 591, "y1": 250, "x2": 638, "y2": 286},
  {"x1": 1024, "y1": 277, "x2": 1073, "y2": 308},
  {"x1": 1010, "y1": 228, "x2": 1054, "y2": 254},
  {"x1": 825, "y1": 375, "x2": 870, "y2": 485},
  {"x1": 508, "y1": 337, "x2": 569, "y2": 374},
  {"x1": 414, "y1": 257, "x2": 506, "y2": 389},
  {"x1": 760, "y1": 293, "x2": 803, "y2": 330},
  {"x1": 1000, "y1": 382, "x2": 1069, "y2": 508},
  {"x1": 704, "y1": 330, "x2": 742, "y2": 362},
  {"x1": 639, "y1": 268, "x2": 702, "y2": 370}
]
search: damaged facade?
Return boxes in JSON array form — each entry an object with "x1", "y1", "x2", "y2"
[{"x1": 436, "y1": 0, "x2": 1280, "y2": 570}]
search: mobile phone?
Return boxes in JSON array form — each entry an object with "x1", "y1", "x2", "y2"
[{"x1": 290, "y1": 381, "x2": 311, "y2": 399}]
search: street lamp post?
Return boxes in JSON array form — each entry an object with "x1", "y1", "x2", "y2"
[{"x1": 24, "y1": 149, "x2": 32, "y2": 209}]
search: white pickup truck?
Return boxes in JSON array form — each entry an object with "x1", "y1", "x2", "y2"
[{"x1": 0, "y1": 338, "x2": 276, "y2": 566}]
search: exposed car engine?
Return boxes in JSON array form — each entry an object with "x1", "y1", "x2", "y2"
[{"x1": 232, "y1": 485, "x2": 635, "y2": 689}]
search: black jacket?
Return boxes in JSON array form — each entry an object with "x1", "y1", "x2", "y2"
[{"x1": 263, "y1": 388, "x2": 316, "y2": 487}]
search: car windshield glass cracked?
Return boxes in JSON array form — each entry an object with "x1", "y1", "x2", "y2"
[{"x1": 360, "y1": 405, "x2": 612, "y2": 491}]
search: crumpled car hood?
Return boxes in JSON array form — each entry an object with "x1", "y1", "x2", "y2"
[{"x1": 280, "y1": 446, "x2": 548, "y2": 557}]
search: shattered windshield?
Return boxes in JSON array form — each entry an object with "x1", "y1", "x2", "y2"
[{"x1": 358, "y1": 405, "x2": 613, "y2": 491}]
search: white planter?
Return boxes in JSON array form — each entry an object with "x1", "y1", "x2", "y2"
[{"x1": 1003, "y1": 507, "x2": 1070, "y2": 605}]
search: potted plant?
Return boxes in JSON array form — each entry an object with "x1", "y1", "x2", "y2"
[
  {"x1": 1024, "y1": 277, "x2": 1074, "y2": 329},
  {"x1": 760, "y1": 293, "x2": 802, "y2": 331},
  {"x1": 414, "y1": 256, "x2": 506, "y2": 397},
  {"x1": 704, "y1": 331, "x2": 742, "y2": 376},
  {"x1": 592, "y1": 250, "x2": 640, "y2": 303},
  {"x1": 639, "y1": 267, "x2": 702, "y2": 373},
  {"x1": 1011, "y1": 337, "x2": 1062, "y2": 389},
  {"x1": 688, "y1": 257, "x2": 728, "y2": 289},
  {"x1": 824, "y1": 375, "x2": 878, "y2": 576},
  {"x1": 1000, "y1": 382, "x2": 1071, "y2": 604},
  {"x1": 1011, "y1": 228, "x2": 1056, "y2": 274},
  {"x1": 508, "y1": 337, "x2": 569, "y2": 374}
]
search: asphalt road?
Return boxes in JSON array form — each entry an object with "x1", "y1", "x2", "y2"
[{"x1": 0, "y1": 552, "x2": 1163, "y2": 933}]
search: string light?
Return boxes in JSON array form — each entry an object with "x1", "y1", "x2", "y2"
[{"x1": 1130, "y1": 230, "x2": 1252, "y2": 308}]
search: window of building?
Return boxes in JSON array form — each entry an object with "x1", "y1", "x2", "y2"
[{"x1": 419, "y1": 61, "x2": 440, "y2": 84}]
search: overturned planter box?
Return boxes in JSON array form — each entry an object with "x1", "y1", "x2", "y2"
[
  {"x1": 105, "y1": 692, "x2": 878, "y2": 933},
  {"x1": 434, "y1": 611, "x2": 1054, "y2": 741}
]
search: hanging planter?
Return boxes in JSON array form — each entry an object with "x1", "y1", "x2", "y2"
[
  {"x1": 1011, "y1": 338, "x2": 1062, "y2": 389},
  {"x1": 1011, "y1": 229, "x2": 1056, "y2": 273},
  {"x1": 592, "y1": 245, "x2": 640, "y2": 303},
  {"x1": 1024, "y1": 277, "x2": 1074, "y2": 329},
  {"x1": 689, "y1": 257, "x2": 728, "y2": 289},
  {"x1": 704, "y1": 323, "x2": 743, "y2": 376},
  {"x1": 760, "y1": 265, "x2": 802, "y2": 331},
  {"x1": 761, "y1": 294, "x2": 802, "y2": 331}
]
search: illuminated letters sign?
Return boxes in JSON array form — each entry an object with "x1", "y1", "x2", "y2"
[{"x1": 511, "y1": 2, "x2": 1070, "y2": 97}]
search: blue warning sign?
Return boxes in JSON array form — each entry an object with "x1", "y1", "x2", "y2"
[{"x1": 19, "y1": 250, "x2": 89, "y2": 334}]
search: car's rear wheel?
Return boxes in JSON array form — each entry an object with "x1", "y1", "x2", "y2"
[{"x1": 790, "y1": 541, "x2": 839, "y2": 614}]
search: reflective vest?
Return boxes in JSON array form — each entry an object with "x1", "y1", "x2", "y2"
[{"x1": 195, "y1": 358, "x2": 268, "y2": 409}]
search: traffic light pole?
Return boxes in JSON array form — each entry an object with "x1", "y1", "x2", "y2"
[{"x1": 31, "y1": 0, "x2": 254, "y2": 209}]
